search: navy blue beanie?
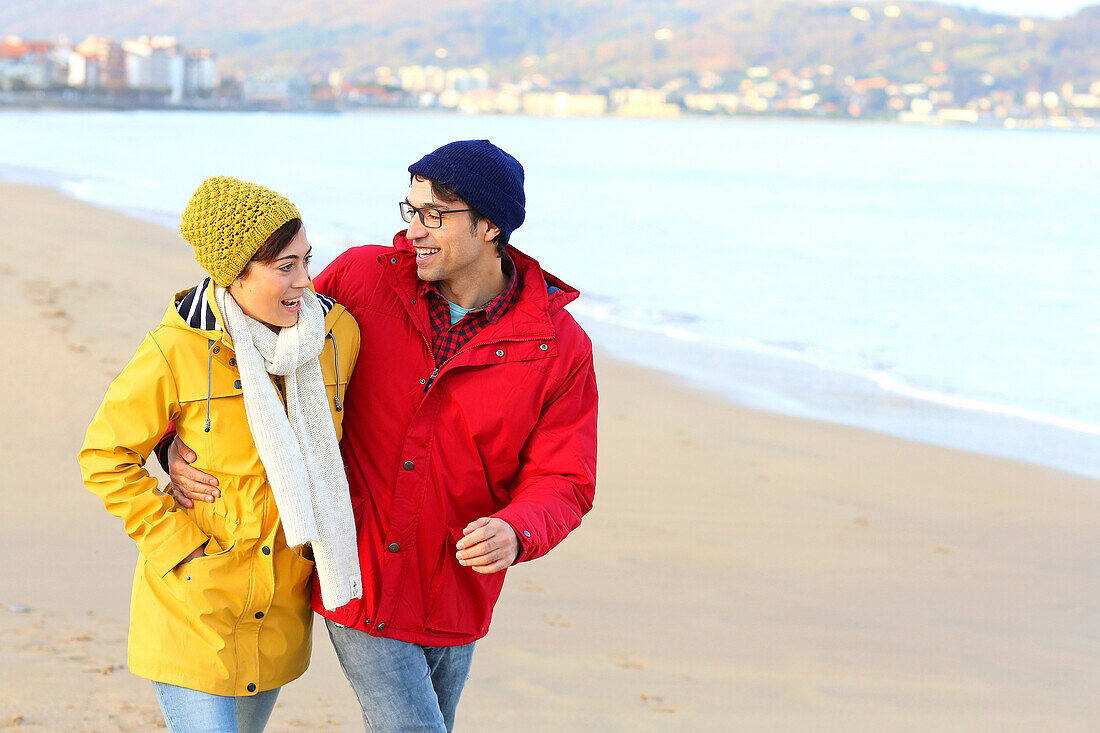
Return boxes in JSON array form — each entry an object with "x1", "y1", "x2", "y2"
[{"x1": 408, "y1": 139, "x2": 526, "y2": 241}]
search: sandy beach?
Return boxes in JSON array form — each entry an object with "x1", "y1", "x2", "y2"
[{"x1": 1, "y1": 179, "x2": 1098, "y2": 731}]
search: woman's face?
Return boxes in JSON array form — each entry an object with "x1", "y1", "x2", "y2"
[{"x1": 229, "y1": 228, "x2": 312, "y2": 329}]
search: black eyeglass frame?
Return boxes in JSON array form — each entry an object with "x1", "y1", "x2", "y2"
[{"x1": 399, "y1": 201, "x2": 472, "y2": 228}]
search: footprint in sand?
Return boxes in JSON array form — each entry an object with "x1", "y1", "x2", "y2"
[
  {"x1": 21, "y1": 278, "x2": 59, "y2": 307},
  {"x1": 67, "y1": 278, "x2": 113, "y2": 295},
  {"x1": 639, "y1": 693, "x2": 677, "y2": 713},
  {"x1": 543, "y1": 612, "x2": 571, "y2": 628},
  {"x1": 610, "y1": 653, "x2": 645, "y2": 669},
  {"x1": 82, "y1": 663, "x2": 124, "y2": 675},
  {"x1": 286, "y1": 718, "x2": 337, "y2": 730},
  {"x1": 517, "y1": 578, "x2": 545, "y2": 593}
]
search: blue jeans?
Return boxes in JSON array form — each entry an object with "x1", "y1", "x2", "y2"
[
  {"x1": 325, "y1": 618, "x2": 475, "y2": 732},
  {"x1": 151, "y1": 681, "x2": 280, "y2": 733}
]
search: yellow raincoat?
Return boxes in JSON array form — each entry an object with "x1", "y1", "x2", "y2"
[{"x1": 79, "y1": 278, "x2": 359, "y2": 695}]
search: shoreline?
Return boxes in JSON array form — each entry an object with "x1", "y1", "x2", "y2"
[
  {"x1": 1, "y1": 100, "x2": 1096, "y2": 134},
  {"x1": 2, "y1": 160, "x2": 1097, "y2": 482},
  {"x1": 2, "y1": 179, "x2": 1099, "y2": 730}
]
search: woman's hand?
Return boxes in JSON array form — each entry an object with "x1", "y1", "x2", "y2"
[{"x1": 175, "y1": 545, "x2": 207, "y2": 569}]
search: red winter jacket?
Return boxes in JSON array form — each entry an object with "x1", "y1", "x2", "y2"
[{"x1": 312, "y1": 233, "x2": 598, "y2": 646}]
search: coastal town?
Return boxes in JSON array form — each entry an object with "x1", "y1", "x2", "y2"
[{"x1": 3, "y1": 9, "x2": 1100, "y2": 130}]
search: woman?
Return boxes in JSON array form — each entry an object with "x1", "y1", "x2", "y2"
[{"x1": 79, "y1": 176, "x2": 362, "y2": 733}]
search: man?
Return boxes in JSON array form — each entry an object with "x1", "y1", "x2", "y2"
[{"x1": 165, "y1": 140, "x2": 598, "y2": 731}]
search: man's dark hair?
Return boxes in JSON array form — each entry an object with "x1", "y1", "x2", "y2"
[
  {"x1": 242, "y1": 218, "x2": 303, "y2": 275},
  {"x1": 411, "y1": 174, "x2": 508, "y2": 258}
]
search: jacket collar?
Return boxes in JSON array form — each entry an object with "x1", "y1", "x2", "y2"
[
  {"x1": 169, "y1": 276, "x2": 339, "y2": 348},
  {"x1": 385, "y1": 231, "x2": 580, "y2": 334}
]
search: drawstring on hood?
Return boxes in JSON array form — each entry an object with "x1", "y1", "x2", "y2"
[
  {"x1": 327, "y1": 332, "x2": 342, "y2": 412},
  {"x1": 205, "y1": 339, "x2": 214, "y2": 432}
]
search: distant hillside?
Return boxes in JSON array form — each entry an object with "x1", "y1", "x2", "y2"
[{"x1": 3, "y1": 0, "x2": 1099, "y2": 88}]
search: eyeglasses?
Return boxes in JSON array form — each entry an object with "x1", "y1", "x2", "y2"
[{"x1": 399, "y1": 201, "x2": 471, "y2": 229}]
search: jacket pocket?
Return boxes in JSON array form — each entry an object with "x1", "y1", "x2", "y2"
[
  {"x1": 175, "y1": 386, "x2": 253, "y2": 478},
  {"x1": 172, "y1": 508, "x2": 238, "y2": 573},
  {"x1": 168, "y1": 517, "x2": 243, "y2": 627},
  {"x1": 423, "y1": 524, "x2": 502, "y2": 637},
  {"x1": 422, "y1": 526, "x2": 456, "y2": 623},
  {"x1": 187, "y1": 495, "x2": 240, "y2": 553},
  {"x1": 163, "y1": 506, "x2": 238, "y2": 594}
]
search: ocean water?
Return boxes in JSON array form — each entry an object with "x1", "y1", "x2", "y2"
[{"x1": 1, "y1": 110, "x2": 1097, "y2": 477}]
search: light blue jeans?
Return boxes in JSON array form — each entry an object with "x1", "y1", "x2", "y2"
[
  {"x1": 325, "y1": 618, "x2": 475, "y2": 732},
  {"x1": 151, "y1": 681, "x2": 280, "y2": 733}
]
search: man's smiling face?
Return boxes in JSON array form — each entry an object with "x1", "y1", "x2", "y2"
[{"x1": 404, "y1": 176, "x2": 498, "y2": 291}]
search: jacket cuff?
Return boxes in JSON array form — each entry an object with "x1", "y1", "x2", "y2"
[
  {"x1": 512, "y1": 534, "x2": 524, "y2": 565},
  {"x1": 493, "y1": 512, "x2": 534, "y2": 565},
  {"x1": 153, "y1": 425, "x2": 176, "y2": 474}
]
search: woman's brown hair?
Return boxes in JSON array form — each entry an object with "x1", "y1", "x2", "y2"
[{"x1": 242, "y1": 218, "x2": 303, "y2": 274}]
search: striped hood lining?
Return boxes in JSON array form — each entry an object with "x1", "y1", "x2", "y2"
[
  {"x1": 175, "y1": 277, "x2": 336, "y2": 330},
  {"x1": 175, "y1": 277, "x2": 220, "y2": 331}
]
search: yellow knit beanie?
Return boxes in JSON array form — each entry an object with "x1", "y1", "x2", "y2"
[{"x1": 180, "y1": 176, "x2": 301, "y2": 286}]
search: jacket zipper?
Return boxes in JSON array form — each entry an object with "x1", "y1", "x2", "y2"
[
  {"x1": 413, "y1": 320, "x2": 440, "y2": 393},
  {"x1": 423, "y1": 366, "x2": 441, "y2": 393}
]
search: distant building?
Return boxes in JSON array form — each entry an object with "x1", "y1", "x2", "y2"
[
  {"x1": 399, "y1": 65, "x2": 445, "y2": 94},
  {"x1": 75, "y1": 36, "x2": 126, "y2": 88},
  {"x1": 610, "y1": 88, "x2": 679, "y2": 118},
  {"x1": 1070, "y1": 92, "x2": 1100, "y2": 109},
  {"x1": 66, "y1": 51, "x2": 94, "y2": 87},
  {"x1": 0, "y1": 38, "x2": 56, "y2": 89},
  {"x1": 123, "y1": 37, "x2": 184, "y2": 100},
  {"x1": 683, "y1": 92, "x2": 741, "y2": 114},
  {"x1": 444, "y1": 67, "x2": 489, "y2": 93},
  {"x1": 184, "y1": 49, "x2": 219, "y2": 95},
  {"x1": 242, "y1": 72, "x2": 310, "y2": 105},
  {"x1": 523, "y1": 91, "x2": 607, "y2": 117},
  {"x1": 852, "y1": 76, "x2": 889, "y2": 92},
  {"x1": 371, "y1": 66, "x2": 397, "y2": 87},
  {"x1": 937, "y1": 108, "x2": 979, "y2": 123}
]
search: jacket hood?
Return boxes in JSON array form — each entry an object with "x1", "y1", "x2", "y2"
[{"x1": 390, "y1": 230, "x2": 581, "y2": 316}]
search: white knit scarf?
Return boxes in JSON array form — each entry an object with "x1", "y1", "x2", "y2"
[{"x1": 214, "y1": 285, "x2": 362, "y2": 611}]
